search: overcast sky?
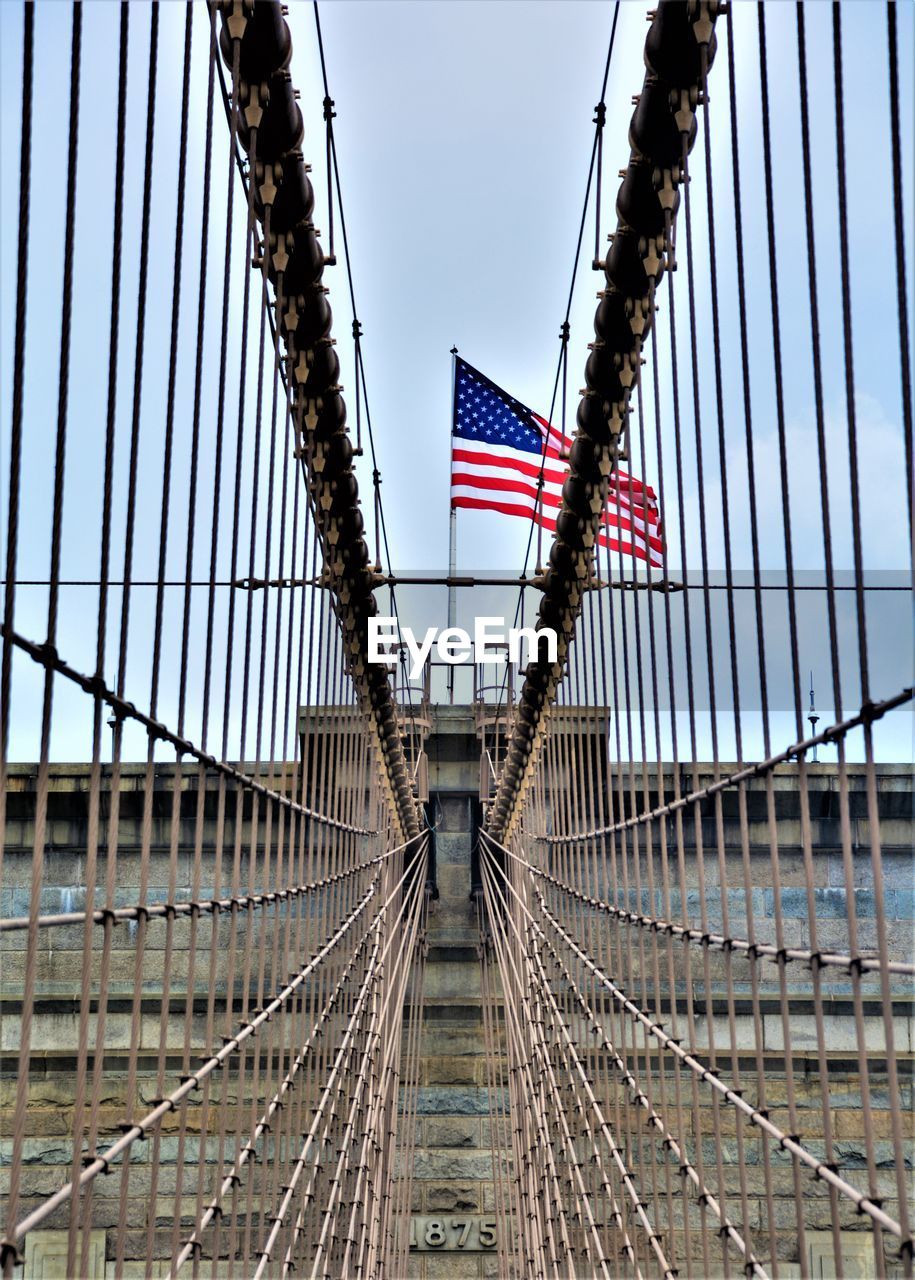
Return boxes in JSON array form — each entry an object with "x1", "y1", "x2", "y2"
[{"x1": 0, "y1": 1, "x2": 911, "y2": 762}]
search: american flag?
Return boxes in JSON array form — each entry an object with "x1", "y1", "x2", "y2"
[{"x1": 450, "y1": 357, "x2": 663, "y2": 567}]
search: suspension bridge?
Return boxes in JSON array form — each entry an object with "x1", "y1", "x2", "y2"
[{"x1": 0, "y1": 2, "x2": 912, "y2": 1277}]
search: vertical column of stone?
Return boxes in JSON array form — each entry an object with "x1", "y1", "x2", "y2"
[{"x1": 401, "y1": 706, "x2": 507, "y2": 1280}]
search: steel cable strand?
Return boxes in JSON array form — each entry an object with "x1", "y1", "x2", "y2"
[
  {"x1": 310, "y1": 1, "x2": 421, "y2": 747},
  {"x1": 301, "y1": 848, "x2": 427, "y2": 1279},
  {"x1": 529, "y1": 686, "x2": 914, "y2": 846},
  {"x1": 504, "y1": 832, "x2": 915, "y2": 980},
  {"x1": 886, "y1": 2, "x2": 913, "y2": 544},
  {"x1": 527, "y1": 877, "x2": 908, "y2": 1243},
  {"x1": 487, "y1": 1, "x2": 721, "y2": 843},
  {"x1": 256, "y1": 844, "x2": 427, "y2": 1275},
  {"x1": 4, "y1": 880, "x2": 380, "y2": 1251},
  {"x1": 1, "y1": 10, "x2": 82, "y2": 1272},
  {"x1": 0, "y1": 2, "x2": 33, "y2": 814},
  {"x1": 483, "y1": 842, "x2": 663, "y2": 1279},
  {"x1": 484, "y1": 837, "x2": 680, "y2": 1278},
  {"x1": 169, "y1": 911, "x2": 377, "y2": 1270},
  {"x1": 506, "y1": 839, "x2": 769, "y2": 1278},
  {"x1": 481, "y1": 860, "x2": 598, "y2": 1278},
  {"x1": 56, "y1": 5, "x2": 129, "y2": 1270},
  {"x1": 215, "y1": 1, "x2": 419, "y2": 840}
]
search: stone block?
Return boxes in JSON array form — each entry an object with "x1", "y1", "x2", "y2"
[
  {"x1": 425, "y1": 925, "x2": 479, "y2": 948},
  {"x1": 424, "y1": 962, "x2": 481, "y2": 1000},
  {"x1": 107, "y1": 1228, "x2": 211, "y2": 1263},
  {"x1": 824, "y1": 854, "x2": 912, "y2": 891},
  {"x1": 424, "y1": 1117, "x2": 480, "y2": 1148},
  {"x1": 479, "y1": 1118, "x2": 510, "y2": 1150},
  {"x1": 890, "y1": 890, "x2": 915, "y2": 919},
  {"x1": 763, "y1": 886, "x2": 879, "y2": 922},
  {"x1": 424, "y1": 1255, "x2": 481, "y2": 1278},
  {"x1": 0, "y1": 1075, "x2": 125, "y2": 1111},
  {"x1": 834, "y1": 1108, "x2": 914, "y2": 1141},
  {"x1": 436, "y1": 833, "x2": 472, "y2": 865},
  {"x1": 437, "y1": 797, "x2": 472, "y2": 834},
  {"x1": 106, "y1": 1265, "x2": 170, "y2": 1278},
  {"x1": 428, "y1": 762, "x2": 479, "y2": 792},
  {"x1": 763, "y1": 1192, "x2": 892, "y2": 1235},
  {"x1": 805, "y1": 916, "x2": 879, "y2": 954},
  {"x1": 0, "y1": 1107, "x2": 70, "y2": 1138},
  {"x1": 424, "y1": 1183, "x2": 481, "y2": 1212},
  {"x1": 408, "y1": 1151, "x2": 493, "y2": 1180},
  {"x1": 815, "y1": 1080, "x2": 905, "y2": 1111},
  {"x1": 762, "y1": 1013, "x2": 911, "y2": 1055},
  {"x1": 677, "y1": 1012, "x2": 759, "y2": 1053},
  {"x1": 422, "y1": 1056, "x2": 480, "y2": 1086},
  {"x1": 0, "y1": 1010, "x2": 135, "y2": 1055},
  {"x1": 419, "y1": 1026, "x2": 490, "y2": 1057},
  {"x1": 414, "y1": 1088, "x2": 506, "y2": 1116},
  {"x1": 436, "y1": 866, "x2": 471, "y2": 904}
]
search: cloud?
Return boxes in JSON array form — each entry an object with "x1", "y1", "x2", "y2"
[{"x1": 671, "y1": 392, "x2": 911, "y2": 575}]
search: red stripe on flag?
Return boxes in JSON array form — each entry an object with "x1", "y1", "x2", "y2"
[
  {"x1": 451, "y1": 459, "x2": 661, "y2": 526},
  {"x1": 451, "y1": 473, "x2": 662, "y2": 547},
  {"x1": 451, "y1": 407, "x2": 664, "y2": 566},
  {"x1": 451, "y1": 490, "x2": 664, "y2": 563}
]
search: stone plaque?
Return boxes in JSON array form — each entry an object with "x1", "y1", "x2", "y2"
[
  {"x1": 24, "y1": 1230, "x2": 106, "y2": 1279},
  {"x1": 410, "y1": 1214, "x2": 498, "y2": 1252},
  {"x1": 806, "y1": 1230, "x2": 876, "y2": 1279}
]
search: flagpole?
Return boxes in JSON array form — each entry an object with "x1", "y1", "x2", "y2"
[
  {"x1": 448, "y1": 347, "x2": 458, "y2": 703},
  {"x1": 448, "y1": 508, "x2": 457, "y2": 627}
]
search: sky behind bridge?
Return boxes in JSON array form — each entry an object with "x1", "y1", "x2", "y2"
[{"x1": 0, "y1": 0, "x2": 912, "y2": 762}]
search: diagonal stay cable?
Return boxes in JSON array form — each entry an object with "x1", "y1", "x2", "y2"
[{"x1": 5, "y1": 876, "x2": 382, "y2": 1248}]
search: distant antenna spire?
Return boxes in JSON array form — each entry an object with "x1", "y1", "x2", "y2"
[{"x1": 808, "y1": 670, "x2": 819, "y2": 762}]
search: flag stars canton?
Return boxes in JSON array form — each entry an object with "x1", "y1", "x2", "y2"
[
  {"x1": 454, "y1": 372, "x2": 542, "y2": 455},
  {"x1": 451, "y1": 359, "x2": 662, "y2": 568}
]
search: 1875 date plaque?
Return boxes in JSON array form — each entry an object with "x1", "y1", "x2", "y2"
[{"x1": 409, "y1": 1215, "x2": 498, "y2": 1252}]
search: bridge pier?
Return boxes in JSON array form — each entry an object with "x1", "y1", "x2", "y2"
[
  {"x1": 403, "y1": 708, "x2": 507, "y2": 1278},
  {"x1": 1, "y1": 755, "x2": 912, "y2": 1275}
]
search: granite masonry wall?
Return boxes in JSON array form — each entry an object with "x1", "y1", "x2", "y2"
[{"x1": 1, "y1": 709, "x2": 912, "y2": 1277}]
